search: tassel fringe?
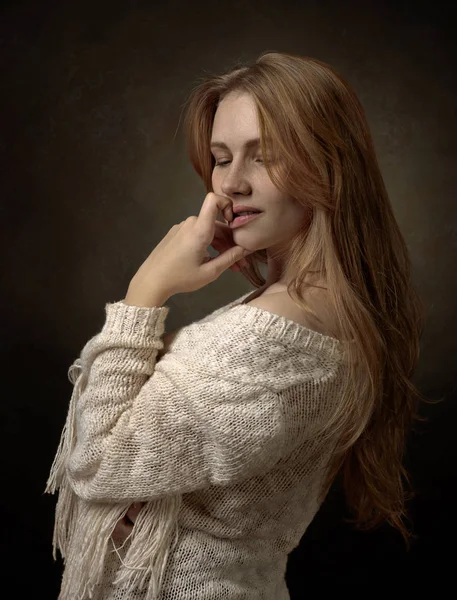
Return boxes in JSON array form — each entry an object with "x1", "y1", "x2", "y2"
[
  {"x1": 45, "y1": 357, "x2": 183, "y2": 599},
  {"x1": 45, "y1": 359, "x2": 85, "y2": 495},
  {"x1": 112, "y1": 496, "x2": 182, "y2": 598}
]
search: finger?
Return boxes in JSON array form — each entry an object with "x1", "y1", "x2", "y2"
[
  {"x1": 213, "y1": 245, "x2": 242, "y2": 270},
  {"x1": 210, "y1": 235, "x2": 229, "y2": 255},
  {"x1": 211, "y1": 219, "x2": 237, "y2": 254},
  {"x1": 112, "y1": 517, "x2": 133, "y2": 541},
  {"x1": 213, "y1": 219, "x2": 232, "y2": 233},
  {"x1": 203, "y1": 245, "x2": 248, "y2": 278},
  {"x1": 213, "y1": 218, "x2": 235, "y2": 234},
  {"x1": 126, "y1": 501, "x2": 144, "y2": 523},
  {"x1": 211, "y1": 222, "x2": 234, "y2": 246},
  {"x1": 196, "y1": 193, "x2": 233, "y2": 237}
]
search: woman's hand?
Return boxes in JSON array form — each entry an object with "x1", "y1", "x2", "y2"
[
  {"x1": 126, "y1": 193, "x2": 253, "y2": 306},
  {"x1": 111, "y1": 502, "x2": 145, "y2": 544},
  {"x1": 212, "y1": 219, "x2": 250, "y2": 273}
]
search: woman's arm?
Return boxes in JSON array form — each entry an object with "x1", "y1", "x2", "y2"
[
  {"x1": 62, "y1": 297, "x2": 341, "y2": 504},
  {"x1": 63, "y1": 302, "x2": 285, "y2": 503}
]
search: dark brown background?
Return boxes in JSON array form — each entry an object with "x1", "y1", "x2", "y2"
[{"x1": 1, "y1": 0, "x2": 455, "y2": 595}]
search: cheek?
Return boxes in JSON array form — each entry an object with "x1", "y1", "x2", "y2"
[
  {"x1": 277, "y1": 203, "x2": 308, "y2": 228},
  {"x1": 211, "y1": 171, "x2": 219, "y2": 190}
]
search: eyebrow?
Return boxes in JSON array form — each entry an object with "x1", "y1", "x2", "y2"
[{"x1": 210, "y1": 137, "x2": 261, "y2": 150}]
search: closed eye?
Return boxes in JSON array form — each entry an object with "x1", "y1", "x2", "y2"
[{"x1": 215, "y1": 158, "x2": 264, "y2": 167}]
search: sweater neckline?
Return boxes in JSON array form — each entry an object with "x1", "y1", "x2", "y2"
[{"x1": 228, "y1": 292, "x2": 345, "y2": 359}]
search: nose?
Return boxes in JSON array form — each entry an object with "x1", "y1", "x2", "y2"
[{"x1": 220, "y1": 164, "x2": 251, "y2": 197}]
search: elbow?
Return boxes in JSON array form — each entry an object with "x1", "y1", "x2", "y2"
[
  {"x1": 65, "y1": 458, "x2": 108, "y2": 503},
  {"x1": 66, "y1": 472, "x2": 119, "y2": 503}
]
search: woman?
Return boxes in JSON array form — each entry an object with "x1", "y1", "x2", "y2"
[{"x1": 46, "y1": 51, "x2": 429, "y2": 599}]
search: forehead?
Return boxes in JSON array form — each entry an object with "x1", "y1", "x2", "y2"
[
  {"x1": 210, "y1": 137, "x2": 261, "y2": 151},
  {"x1": 211, "y1": 92, "x2": 260, "y2": 142}
]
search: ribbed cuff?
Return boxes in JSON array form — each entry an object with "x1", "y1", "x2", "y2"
[{"x1": 102, "y1": 300, "x2": 170, "y2": 346}]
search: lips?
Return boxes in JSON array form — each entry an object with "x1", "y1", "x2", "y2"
[
  {"x1": 230, "y1": 211, "x2": 263, "y2": 229},
  {"x1": 232, "y1": 205, "x2": 261, "y2": 215}
]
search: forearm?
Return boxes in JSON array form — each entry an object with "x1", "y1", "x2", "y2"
[{"x1": 123, "y1": 279, "x2": 170, "y2": 309}]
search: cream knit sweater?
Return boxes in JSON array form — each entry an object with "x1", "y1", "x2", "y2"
[{"x1": 46, "y1": 289, "x2": 350, "y2": 599}]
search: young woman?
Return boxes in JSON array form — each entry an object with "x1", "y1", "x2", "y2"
[{"x1": 46, "y1": 51, "x2": 429, "y2": 599}]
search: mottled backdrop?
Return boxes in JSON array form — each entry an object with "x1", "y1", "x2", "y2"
[{"x1": 1, "y1": 0, "x2": 455, "y2": 595}]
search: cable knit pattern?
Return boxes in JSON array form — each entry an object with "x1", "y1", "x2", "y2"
[{"x1": 48, "y1": 290, "x2": 349, "y2": 599}]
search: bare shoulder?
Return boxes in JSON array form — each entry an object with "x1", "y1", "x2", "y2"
[{"x1": 245, "y1": 288, "x2": 340, "y2": 339}]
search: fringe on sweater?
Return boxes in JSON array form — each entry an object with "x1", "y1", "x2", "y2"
[{"x1": 45, "y1": 358, "x2": 182, "y2": 599}]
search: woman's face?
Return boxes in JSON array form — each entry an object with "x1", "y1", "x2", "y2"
[{"x1": 210, "y1": 91, "x2": 309, "y2": 282}]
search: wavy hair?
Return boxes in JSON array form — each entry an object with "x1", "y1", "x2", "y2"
[{"x1": 180, "y1": 51, "x2": 436, "y2": 550}]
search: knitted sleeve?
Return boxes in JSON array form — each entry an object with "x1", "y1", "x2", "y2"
[{"x1": 64, "y1": 300, "x2": 286, "y2": 503}]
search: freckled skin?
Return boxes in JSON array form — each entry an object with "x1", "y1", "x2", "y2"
[{"x1": 211, "y1": 91, "x2": 310, "y2": 288}]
